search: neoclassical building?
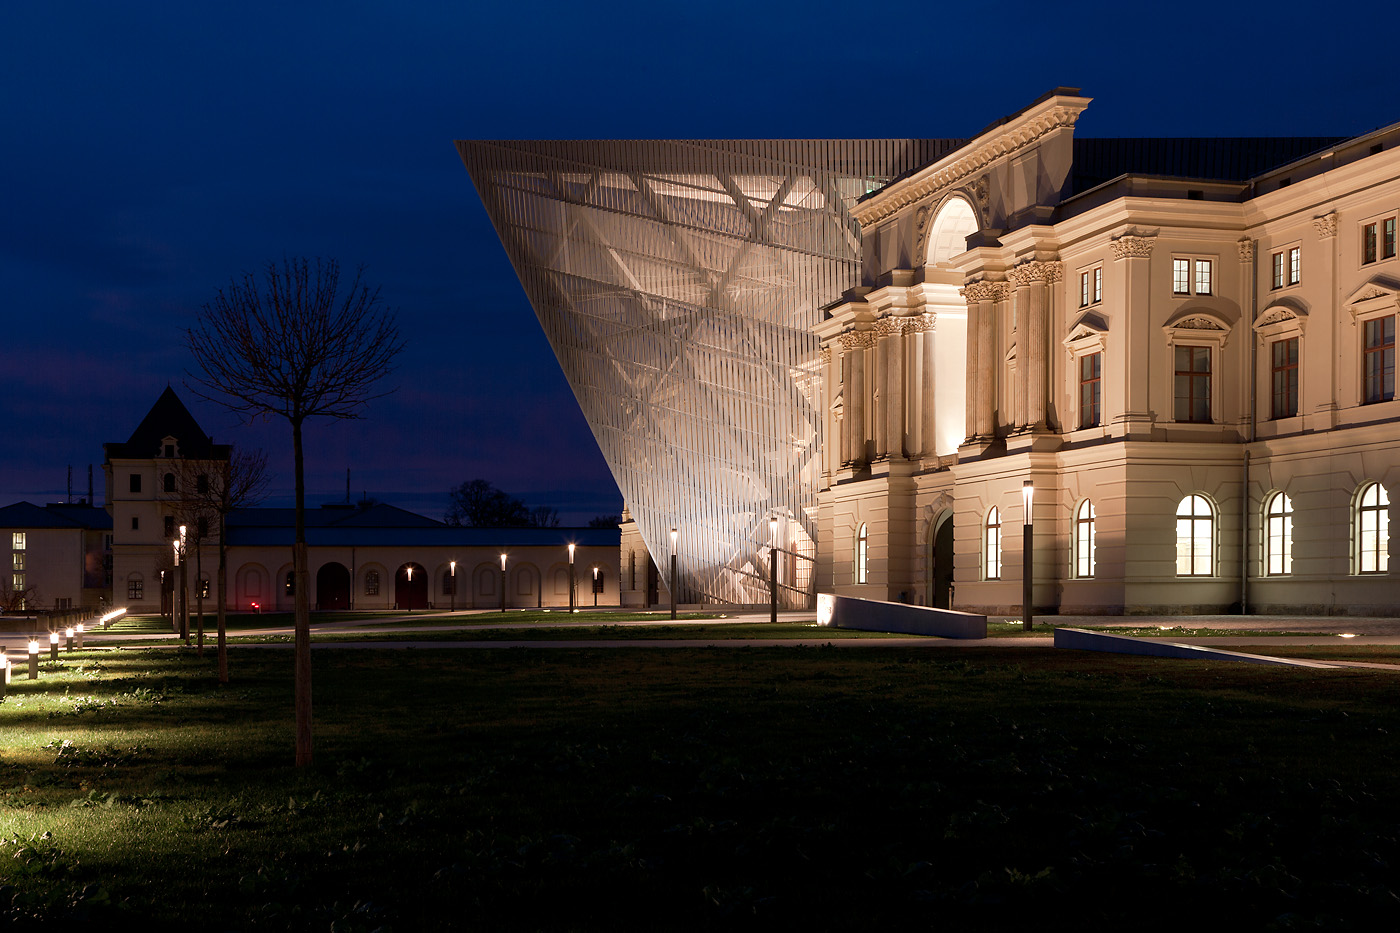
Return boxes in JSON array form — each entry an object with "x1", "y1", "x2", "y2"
[
  {"x1": 819, "y1": 89, "x2": 1396, "y2": 615},
  {"x1": 468, "y1": 88, "x2": 1397, "y2": 616}
]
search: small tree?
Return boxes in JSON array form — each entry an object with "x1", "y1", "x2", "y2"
[
  {"x1": 187, "y1": 258, "x2": 402, "y2": 765},
  {"x1": 445, "y1": 479, "x2": 532, "y2": 527},
  {"x1": 179, "y1": 448, "x2": 269, "y2": 682}
]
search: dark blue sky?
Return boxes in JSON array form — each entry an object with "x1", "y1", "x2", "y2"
[{"x1": 2, "y1": 1, "x2": 1391, "y2": 522}]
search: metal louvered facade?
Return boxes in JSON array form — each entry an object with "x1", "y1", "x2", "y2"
[{"x1": 457, "y1": 139, "x2": 959, "y2": 607}]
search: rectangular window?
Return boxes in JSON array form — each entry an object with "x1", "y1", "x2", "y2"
[
  {"x1": 130, "y1": 473, "x2": 142, "y2": 493},
  {"x1": 12, "y1": 532, "x2": 24, "y2": 550},
  {"x1": 1272, "y1": 251, "x2": 1285, "y2": 288},
  {"x1": 1364, "y1": 316, "x2": 1396, "y2": 403},
  {"x1": 164, "y1": 516, "x2": 175, "y2": 538},
  {"x1": 1174, "y1": 345, "x2": 1212, "y2": 422},
  {"x1": 128, "y1": 578, "x2": 143, "y2": 600},
  {"x1": 1271, "y1": 337, "x2": 1299, "y2": 419},
  {"x1": 1386, "y1": 218, "x2": 1398, "y2": 260},
  {"x1": 1364, "y1": 222, "x2": 1379, "y2": 264},
  {"x1": 131, "y1": 516, "x2": 139, "y2": 531},
  {"x1": 365, "y1": 570, "x2": 380, "y2": 596},
  {"x1": 1079, "y1": 352, "x2": 1102, "y2": 428},
  {"x1": 1195, "y1": 259, "x2": 1213, "y2": 295},
  {"x1": 1289, "y1": 246, "x2": 1301, "y2": 285},
  {"x1": 1079, "y1": 266, "x2": 1102, "y2": 307},
  {"x1": 12, "y1": 552, "x2": 24, "y2": 571},
  {"x1": 197, "y1": 579, "x2": 210, "y2": 599},
  {"x1": 1173, "y1": 258, "x2": 1190, "y2": 295}
]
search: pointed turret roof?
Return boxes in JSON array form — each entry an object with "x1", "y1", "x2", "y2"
[{"x1": 104, "y1": 387, "x2": 231, "y2": 461}]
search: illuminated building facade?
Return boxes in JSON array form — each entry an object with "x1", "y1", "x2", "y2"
[{"x1": 463, "y1": 90, "x2": 1399, "y2": 615}]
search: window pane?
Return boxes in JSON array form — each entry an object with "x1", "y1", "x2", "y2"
[
  {"x1": 1289, "y1": 247, "x2": 1301, "y2": 284},
  {"x1": 1364, "y1": 223, "x2": 1379, "y2": 264},
  {"x1": 1173, "y1": 258, "x2": 1190, "y2": 294},
  {"x1": 1093, "y1": 267, "x2": 1102, "y2": 302},
  {"x1": 1385, "y1": 218, "x2": 1397, "y2": 259}
]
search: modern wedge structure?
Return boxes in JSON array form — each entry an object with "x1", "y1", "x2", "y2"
[
  {"x1": 462, "y1": 89, "x2": 1399, "y2": 616},
  {"x1": 458, "y1": 139, "x2": 962, "y2": 606}
]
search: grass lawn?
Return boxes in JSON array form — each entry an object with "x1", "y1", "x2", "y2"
[{"x1": 3, "y1": 645, "x2": 1400, "y2": 930}]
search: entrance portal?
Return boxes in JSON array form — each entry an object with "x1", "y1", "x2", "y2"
[
  {"x1": 395, "y1": 563, "x2": 428, "y2": 610},
  {"x1": 316, "y1": 562, "x2": 351, "y2": 610},
  {"x1": 931, "y1": 515, "x2": 954, "y2": 609}
]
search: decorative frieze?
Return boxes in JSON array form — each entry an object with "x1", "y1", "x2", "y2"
[
  {"x1": 1313, "y1": 211, "x2": 1338, "y2": 239},
  {"x1": 1110, "y1": 234, "x2": 1155, "y2": 259},
  {"x1": 1237, "y1": 238, "x2": 1255, "y2": 262}
]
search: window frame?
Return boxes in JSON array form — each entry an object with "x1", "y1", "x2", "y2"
[
  {"x1": 1171, "y1": 255, "x2": 1215, "y2": 297},
  {"x1": 1363, "y1": 314, "x2": 1395, "y2": 405},
  {"x1": 1361, "y1": 214, "x2": 1397, "y2": 266},
  {"x1": 1271, "y1": 245, "x2": 1301, "y2": 290},
  {"x1": 1163, "y1": 314, "x2": 1232, "y2": 425},
  {"x1": 1079, "y1": 264, "x2": 1103, "y2": 308},
  {"x1": 1073, "y1": 499, "x2": 1096, "y2": 579},
  {"x1": 1173, "y1": 344, "x2": 1213, "y2": 424},
  {"x1": 855, "y1": 523, "x2": 868, "y2": 585},
  {"x1": 1264, "y1": 491, "x2": 1293, "y2": 576},
  {"x1": 984, "y1": 507, "x2": 1002, "y2": 581},
  {"x1": 1355, "y1": 482, "x2": 1391, "y2": 574},
  {"x1": 1271, "y1": 336, "x2": 1300, "y2": 419},
  {"x1": 128, "y1": 575, "x2": 144, "y2": 600},
  {"x1": 1175, "y1": 494, "x2": 1216, "y2": 577},
  {"x1": 365, "y1": 569, "x2": 380, "y2": 596}
]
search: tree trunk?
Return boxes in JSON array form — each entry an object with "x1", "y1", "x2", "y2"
[
  {"x1": 293, "y1": 417, "x2": 312, "y2": 768},
  {"x1": 217, "y1": 515, "x2": 229, "y2": 684},
  {"x1": 195, "y1": 539, "x2": 205, "y2": 657}
]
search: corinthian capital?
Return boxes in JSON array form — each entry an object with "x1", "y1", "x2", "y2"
[
  {"x1": 1008, "y1": 259, "x2": 1064, "y2": 286},
  {"x1": 1110, "y1": 234, "x2": 1155, "y2": 259},
  {"x1": 1237, "y1": 238, "x2": 1255, "y2": 262},
  {"x1": 1313, "y1": 212, "x2": 1338, "y2": 239},
  {"x1": 840, "y1": 329, "x2": 876, "y2": 350}
]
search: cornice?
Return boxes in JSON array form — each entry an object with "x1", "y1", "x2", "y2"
[{"x1": 852, "y1": 95, "x2": 1091, "y2": 228}]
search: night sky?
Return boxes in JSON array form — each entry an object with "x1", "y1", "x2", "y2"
[{"x1": 2, "y1": 1, "x2": 1391, "y2": 523}]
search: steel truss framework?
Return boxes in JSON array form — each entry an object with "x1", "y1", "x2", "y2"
[{"x1": 458, "y1": 139, "x2": 959, "y2": 606}]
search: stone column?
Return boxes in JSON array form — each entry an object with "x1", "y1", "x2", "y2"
[
  {"x1": 886, "y1": 318, "x2": 905, "y2": 459},
  {"x1": 920, "y1": 313, "x2": 937, "y2": 456},
  {"x1": 906, "y1": 318, "x2": 924, "y2": 457},
  {"x1": 1110, "y1": 235, "x2": 1155, "y2": 433},
  {"x1": 963, "y1": 293, "x2": 980, "y2": 442},
  {"x1": 820, "y1": 345, "x2": 834, "y2": 480},
  {"x1": 872, "y1": 318, "x2": 893, "y2": 459},
  {"x1": 841, "y1": 330, "x2": 873, "y2": 464},
  {"x1": 960, "y1": 281, "x2": 1004, "y2": 439},
  {"x1": 1010, "y1": 260, "x2": 1062, "y2": 432}
]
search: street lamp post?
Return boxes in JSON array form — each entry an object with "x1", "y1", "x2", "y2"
[
  {"x1": 669, "y1": 528, "x2": 678, "y2": 621},
  {"x1": 1022, "y1": 480, "x2": 1034, "y2": 632},
  {"x1": 592, "y1": 566, "x2": 599, "y2": 608},
  {"x1": 769, "y1": 515, "x2": 779, "y2": 625},
  {"x1": 450, "y1": 561, "x2": 456, "y2": 612},
  {"x1": 177, "y1": 525, "x2": 189, "y2": 644},
  {"x1": 568, "y1": 543, "x2": 576, "y2": 613},
  {"x1": 499, "y1": 553, "x2": 507, "y2": 614}
]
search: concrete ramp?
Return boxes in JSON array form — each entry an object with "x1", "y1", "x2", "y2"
[
  {"x1": 1054, "y1": 627, "x2": 1337, "y2": 668},
  {"x1": 816, "y1": 594, "x2": 986, "y2": 639}
]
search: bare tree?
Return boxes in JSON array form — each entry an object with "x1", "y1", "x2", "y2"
[
  {"x1": 186, "y1": 258, "x2": 402, "y2": 765},
  {"x1": 178, "y1": 449, "x2": 269, "y2": 681}
]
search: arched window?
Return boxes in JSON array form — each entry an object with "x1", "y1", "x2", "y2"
[
  {"x1": 1176, "y1": 495, "x2": 1214, "y2": 576},
  {"x1": 163, "y1": 472, "x2": 176, "y2": 493},
  {"x1": 926, "y1": 197, "x2": 979, "y2": 267},
  {"x1": 1265, "y1": 493, "x2": 1293, "y2": 575},
  {"x1": 856, "y1": 523, "x2": 868, "y2": 584},
  {"x1": 984, "y1": 507, "x2": 1002, "y2": 580},
  {"x1": 1074, "y1": 500, "x2": 1096, "y2": 578},
  {"x1": 1356, "y1": 482, "x2": 1391, "y2": 574}
]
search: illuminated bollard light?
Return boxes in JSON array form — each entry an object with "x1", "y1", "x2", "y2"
[
  {"x1": 29, "y1": 640, "x2": 40, "y2": 679},
  {"x1": 50, "y1": 631, "x2": 60, "y2": 661},
  {"x1": 76, "y1": 623, "x2": 84, "y2": 649},
  {"x1": 66, "y1": 627, "x2": 75, "y2": 653},
  {"x1": 0, "y1": 651, "x2": 8, "y2": 698}
]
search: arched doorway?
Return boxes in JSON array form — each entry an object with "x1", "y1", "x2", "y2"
[
  {"x1": 316, "y1": 562, "x2": 351, "y2": 610},
  {"x1": 395, "y1": 563, "x2": 428, "y2": 610},
  {"x1": 930, "y1": 514, "x2": 954, "y2": 609}
]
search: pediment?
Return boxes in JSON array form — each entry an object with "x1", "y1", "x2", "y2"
[
  {"x1": 1063, "y1": 310, "x2": 1109, "y2": 344},
  {"x1": 1345, "y1": 277, "x2": 1400, "y2": 313},
  {"x1": 1254, "y1": 300, "x2": 1308, "y2": 332}
]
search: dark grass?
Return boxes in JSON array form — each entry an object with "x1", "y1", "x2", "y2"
[
  {"x1": 3, "y1": 646, "x2": 1400, "y2": 930},
  {"x1": 215, "y1": 623, "x2": 892, "y2": 643}
]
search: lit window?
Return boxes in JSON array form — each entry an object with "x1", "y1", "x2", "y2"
[
  {"x1": 1174, "y1": 345, "x2": 1212, "y2": 423},
  {"x1": 197, "y1": 577, "x2": 211, "y2": 599},
  {"x1": 12, "y1": 572, "x2": 24, "y2": 590},
  {"x1": 856, "y1": 523, "x2": 868, "y2": 584},
  {"x1": 1176, "y1": 495, "x2": 1214, "y2": 576},
  {"x1": 1074, "y1": 500, "x2": 1096, "y2": 578},
  {"x1": 1173, "y1": 257, "x2": 1213, "y2": 296},
  {"x1": 1272, "y1": 247, "x2": 1300, "y2": 288},
  {"x1": 1271, "y1": 337, "x2": 1299, "y2": 418},
  {"x1": 1173, "y1": 258, "x2": 1190, "y2": 295},
  {"x1": 12, "y1": 532, "x2": 24, "y2": 550},
  {"x1": 1265, "y1": 493, "x2": 1293, "y2": 575},
  {"x1": 1079, "y1": 352, "x2": 1102, "y2": 428},
  {"x1": 1364, "y1": 316, "x2": 1395, "y2": 404},
  {"x1": 365, "y1": 570, "x2": 380, "y2": 596},
  {"x1": 1079, "y1": 266, "x2": 1102, "y2": 307},
  {"x1": 13, "y1": 552, "x2": 24, "y2": 571},
  {"x1": 1356, "y1": 482, "x2": 1390, "y2": 574},
  {"x1": 984, "y1": 507, "x2": 1001, "y2": 580},
  {"x1": 1363, "y1": 218, "x2": 1396, "y2": 265}
]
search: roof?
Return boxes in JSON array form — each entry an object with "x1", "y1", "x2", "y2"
[
  {"x1": 223, "y1": 503, "x2": 618, "y2": 549},
  {"x1": 1069, "y1": 137, "x2": 1347, "y2": 194},
  {"x1": 104, "y1": 387, "x2": 231, "y2": 461},
  {"x1": 0, "y1": 501, "x2": 112, "y2": 530}
]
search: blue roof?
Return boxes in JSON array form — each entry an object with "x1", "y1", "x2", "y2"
[{"x1": 0, "y1": 501, "x2": 112, "y2": 530}]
